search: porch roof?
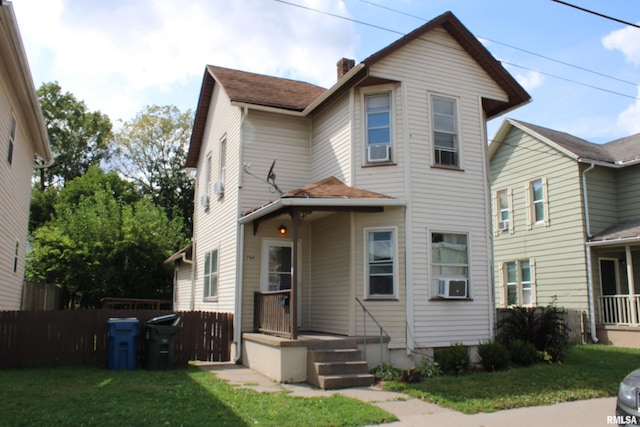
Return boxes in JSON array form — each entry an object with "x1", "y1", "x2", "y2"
[
  {"x1": 588, "y1": 220, "x2": 640, "y2": 246},
  {"x1": 239, "y1": 176, "x2": 406, "y2": 225}
]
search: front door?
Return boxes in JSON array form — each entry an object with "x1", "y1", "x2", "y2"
[{"x1": 261, "y1": 239, "x2": 301, "y2": 325}]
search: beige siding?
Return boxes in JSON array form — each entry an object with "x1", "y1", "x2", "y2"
[
  {"x1": 173, "y1": 262, "x2": 192, "y2": 311},
  {"x1": 191, "y1": 83, "x2": 241, "y2": 313},
  {"x1": 310, "y1": 94, "x2": 351, "y2": 183},
  {"x1": 241, "y1": 110, "x2": 311, "y2": 211},
  {"x1": 0, "y1": 78, "x2": 37, "y2": 310},
  {"x1": 491, "y1": 127, "x2": 589, "y2": 311},
  {"x1": 308, "y1": 213, "x2": 351, "y2": 334}
]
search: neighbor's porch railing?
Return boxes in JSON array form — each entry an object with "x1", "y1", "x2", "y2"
[
  {"x1": 597, "y1": 295, "x2": 640, "y2": 326},
  {"x1": 254, "y1": 290, "x2": 292, "y2": 338}
]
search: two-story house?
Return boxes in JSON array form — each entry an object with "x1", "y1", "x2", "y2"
[
  {"x1": 490, "y1": 118, "x2": 640, "y2": 348},
  {"x1": 174, "y1": 11, "x2": 530, "y2": 387},
  {"x1": 0, "y1": 1, "x2": 53, "y2": 310}
]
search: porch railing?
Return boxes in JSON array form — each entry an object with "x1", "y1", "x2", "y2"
[
  {"x1": 597, "y1": 295, "x2": 640, "y2": 326},
  {"x1": 355, "y1": 297, "x2": 390, "y2": 366},
  {"x1": 254, "y1": 290, "x2": 292, "y2": 338}
]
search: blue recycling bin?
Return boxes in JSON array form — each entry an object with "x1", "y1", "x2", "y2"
[{"x1": 107, "y1": 318, "x2": 140, "y2": 370}]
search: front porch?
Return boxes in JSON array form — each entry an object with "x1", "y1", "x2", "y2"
[{"x1": 596, "y1": 294, "x2": 640, "y2": 348}]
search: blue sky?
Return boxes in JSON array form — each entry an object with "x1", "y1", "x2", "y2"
[{"x1": 12, "y1": 0, "x2": 640, "y2": 143}]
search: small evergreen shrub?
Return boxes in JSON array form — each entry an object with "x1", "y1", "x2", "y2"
[
  {"x1": 435, "y1": 343, "x2": 470, "y2": 375},
  {"x1": 477, "y1": 340, "x2": 510, "y2": 371},
  {"x1": 508, "y1": 339, "x2": 537, "y2": 366}
]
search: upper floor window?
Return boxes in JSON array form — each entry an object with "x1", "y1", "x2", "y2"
[
  {"x1": 496, "y1": 188, "x2": 512, "y2": 233},
  {"x1": 431, "y1": 232, "x2": 469, "y2": 299},
  {"x1": 215, "y1": 136, "x2": 226, "y2": 197},
  {"x1": 203, "y1": 248, "x2": 219, "y2": 300},
  {"x1": 504, "y1": 259, "x2": 535, "y2": 306},
  {"x1": 527, "y1": 177, "x2": 549, "y2": 228},
  {"x1": 366, "y1": 228, "x2": 396, "y2": 298},
  {"x1": 365, "y1": 92, "x2": 392, "y2": 163},
  {"x1": 431, "y1": 95, "x2": 459, "y2": 168},
  {"x1": 200, "y1": 153, "x2": 212, "y2": 211},
  {"x1": 7, "y1": 115, "x2": 16, "y2": 165}
]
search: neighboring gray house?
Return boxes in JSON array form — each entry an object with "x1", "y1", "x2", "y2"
[
  {"x1": 490, "y1": 118, "x2": 640, "y2": 347},
  {"x1": 0, "y1": 1, "x2": 53, "y2": 310},
  {"x1": 171, "y1": 11, "x2": 530, "y2": 387}
]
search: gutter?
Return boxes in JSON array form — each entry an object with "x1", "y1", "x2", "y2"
[{"x1": 581, "y1": 163, "x2": 598, "y2": 343}]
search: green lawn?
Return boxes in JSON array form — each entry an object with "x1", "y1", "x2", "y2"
[
  {"x1": 0, "y1": 366, "x2": 396, "y2": 427},
  {"x1": 384, "y1": 344, "x2": 640, "y2": 414}
]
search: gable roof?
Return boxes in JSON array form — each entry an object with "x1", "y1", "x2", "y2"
[
  {"x1": 281, "y1": 176, "x2": 391, "y2": 199},
  {"x1": 0, "y1": 1, "x2": 52, "y2": 165},
  {"x1": 490, "y1": 118, "x2": 640, "y2": 166},
  {"x1": 187, "y1": 11, "x2": 530, "y2": 168}
]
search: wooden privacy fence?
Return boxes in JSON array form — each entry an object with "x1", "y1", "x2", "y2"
[
  {"x1": 0, "y1": 310, "x2": 233, "y2": 369},
  {"x1": 496, "y1": 307, "x2": 587, "y2": 344}
]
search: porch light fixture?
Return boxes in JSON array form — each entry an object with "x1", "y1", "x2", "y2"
[{"x1": 278, "y1": 225, "x2": 287, "y2": 235}]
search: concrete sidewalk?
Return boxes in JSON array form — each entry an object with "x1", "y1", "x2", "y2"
[{"x1": 197, "y1": 362, "x2": 617, "y2": 427}]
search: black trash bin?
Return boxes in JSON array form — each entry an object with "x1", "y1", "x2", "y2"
[{"x1": 145, "y1": 314, "x2": 180, "y2": 370}]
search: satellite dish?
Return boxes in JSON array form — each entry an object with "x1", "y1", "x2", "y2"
[
  {"x1": 242, "y1": 159, "x2": 283, "y2": 195},
  {"x1": 267, "y1": 159, "x2": 276, "y2": 182}
]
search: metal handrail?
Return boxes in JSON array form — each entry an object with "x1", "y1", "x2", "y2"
[{"x1": 355, "y1": 297, "x2": 390, "y2": 366}]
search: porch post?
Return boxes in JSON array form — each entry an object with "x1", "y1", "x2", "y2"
[
  {"x1": 290, "y1": 208, "x2": 300, "y2": 340},
  {"x1": 625, "y1": 245, "x2": 637, "y2": 325}
]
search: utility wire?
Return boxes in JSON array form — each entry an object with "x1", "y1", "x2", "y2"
[
  {"x1": 273, "y1": 0, "x2": 640, "y2": 102},
  {"x1": 551, "y1": 0, "x2": 640, "y2": 29}
]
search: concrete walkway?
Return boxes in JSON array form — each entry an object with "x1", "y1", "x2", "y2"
[{"x1": 197, "y1": 362, "x2": 617, "y2": 427}]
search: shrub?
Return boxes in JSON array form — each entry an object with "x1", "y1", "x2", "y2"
[
  {"x1": 415, "y1": 358, "x2": 442, "y2": 379},
  {"x1": 435, "y1": 343, "x2": 470, "y2": 375},
  {"x1": 497, "y1": 300, "x2": 569, "y2": 361},
  {"x1": 508, "y1": 339, "x2": 537, "y2": 366},
  {"x1": 477, "y1": 340, "x2": 510, "y2": 371},
  {"x1": 370, "y1": 363, "x2": 402, "y2": 381}
]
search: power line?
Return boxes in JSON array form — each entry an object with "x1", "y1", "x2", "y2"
[
  {"x1": 551, "y1": 0, "x2": 640, "y2": 29},
  {"x1": 273, "y1": 0, "x2": 639, "y2": 101}
]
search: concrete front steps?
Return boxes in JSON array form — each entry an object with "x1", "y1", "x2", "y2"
[{"x1": 307, "y1": 348, "x2": 374, "y2": 390}]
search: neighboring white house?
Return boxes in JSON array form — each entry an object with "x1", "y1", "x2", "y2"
[
  {"x1": 0, "y1": 1, "x2": 53, "y2": 311},
  {"x1": 172, "y1": 11, "x2": 530, "y2": 384}
]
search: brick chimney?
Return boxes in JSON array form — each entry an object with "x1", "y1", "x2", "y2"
[{"x1": 336, "y1": 58, "x2": 355, "y2": 80}]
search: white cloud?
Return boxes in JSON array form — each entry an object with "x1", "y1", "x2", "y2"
[
  {"x1": 616, "y1": 86, "x2": 640, "y2": 135},
  {"x1": 515, "y1": 70, "x2": 544, "y2": 92},
  {"x1": 13, "y1": 0, "x2": 358, "y2": 122},
  {"x1": 602, "y1": 24, "x2": 640, "y2": 66}
]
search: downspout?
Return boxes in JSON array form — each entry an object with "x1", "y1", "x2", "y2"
[
  {"x1": 189, "y1": 171, "x2": 199, "y2": 311},
  {"x1": 581, "y1": 162, "x2": 598, "y2": 343},
  {"x1": 234, "y1": 106, "x2": 249, "y2": 363}
]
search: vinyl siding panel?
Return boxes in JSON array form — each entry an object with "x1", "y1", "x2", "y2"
[
  {"x1": 173, "y1": 262, "x2": 192, "y2": 311},
  {"x1": 616, "y1": 165, "x2": 640, "y2": 223},
  {"x1": 311, "y1": 94, "x2": 351, "y2": 183},
  {"x1": 491, "y1": 127, "x2": 589, "y2": 310},
  {"x1": 0, "y1": 77, "x2": 37, "y2": 310},
  {"x1": 191, "y1": 83, "x2": 241, "y2": 313},
  {"x1": 585, "y1": 165, "x2": 618, "y2": 234}
]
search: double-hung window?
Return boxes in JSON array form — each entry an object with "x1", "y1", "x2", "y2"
[
  {"x1": 203, "y1": 249, "x2": 218, "y2": 300},
  {"x1": 431, "y1": 232, "x2": 469, "y2": 298},
  {"x1": 526, "y1": 177, "x2": 549, "y2": 228},
  {"x1": 365, "y1": 93, "x2": 392, "y2": 163},
  {"x1": 496, "y1": 188, "x2": 512, "y2": 233},
  {"x1": 366, "y1": 229, "x2": 395, "y2": 298},
  {"x1": 431, "y1": 95, "x2": 459, "y2": 168},
  {"x1": 504, "y1": 259, "x2": 535, "y2": 306}
]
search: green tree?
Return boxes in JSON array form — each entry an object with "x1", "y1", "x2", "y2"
[
  {"x1": 26, "y1": 167, "x2": 187, "y2": 308},
  {"x1": 37, "y1": 82, "x2": 113, "y2": 188},
  {"x1": 112, "y1": 105, "x2": 194, "y2": 234}
]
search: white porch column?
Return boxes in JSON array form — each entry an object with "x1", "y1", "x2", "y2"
[{"x1": 625, "y1": 245, "x2": 637, "y2": 325}]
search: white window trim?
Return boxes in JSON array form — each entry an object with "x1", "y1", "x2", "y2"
[
  {"x1": 218, "y1": 135, "x2": 227, "y2": 195},
  {"x1": 361, "y1": 85, "x2": 396, "y2": 165},
  {"x1": 500, "y1": 258, "x2": 536, "y2": 307},
  {"x1": 364, "y1": 227, "x2": 398, "y2": 299},
  {"x1": 203, "y1": 247, "x2": 219, "y2": 301},
  {"x1": 494, "y1": 188, "x2": 514, "y2": 235},
  {"x1": 429, "y1": 93, "x2": 462, "y2": 169},
  {"x1": 429, "y1": 229, "x2": 472, "y2": 299},
  {"x1": 525, "y1": 177, "x2": 549, "y2": 229}
]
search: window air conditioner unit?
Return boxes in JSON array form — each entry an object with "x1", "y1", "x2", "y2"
[
  {"x1": 213, "y1": 181, "x2": 224, "y2": 197},
  {"x1": 200, "y1": 194, "x2": 209, "y2": 210},
  {"x1": 367, "y1": 144, "x2": 390, "y2": 163},
  {"x1": 498, "y1": 220, "x2": 509, "y2": 231},
  {"x1": 437, "y1": 278, "x2": 468, "y2": 299}
]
